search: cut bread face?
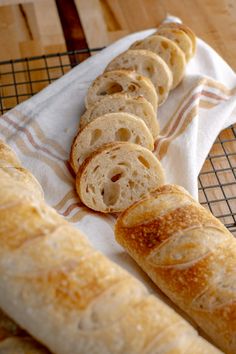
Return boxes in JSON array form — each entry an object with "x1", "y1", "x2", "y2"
[
  {"x1": 76, "y1": 142, "x2": 165, "y2": 213},
  {"x1": 131, "y1": 35, "x2": 186, "y2": 89},
  {"x1": 80, "y1": 93, "x2": 159, "y2": 138},
  {"x1": 156, "y1": 27, "x2": 193, "y2": 61},
  {"x1": 159, "y1": 22, "x2": 196, "y2": 56},
  {"x1": 105, "y1": 50, "x2": 172, "y2": 105},
  {"x1": 85, "y1": 70, "x2": 158, "y2": 111},
  {"x1": 70, "y1": 112, "x2": 154, "y2": 173}
]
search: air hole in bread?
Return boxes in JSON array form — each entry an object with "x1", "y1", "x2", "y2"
[
  {"x1": 90, "y1": 129, "x2": 102, "y2": 145},
  {"x1": 158, "y1": 86, "x2": 164, "y2": 95},
  {"x1": 175, "y1": 39, "x2": 180, "y2": 43},
  {"x1": 128, "y1": 83, "x2": 140, "y2": 92},
  {"x1": 128, "y1": 180, "x2": 135, "y2": 188},
  {"x1": 102, "y1": 182, "x2": 120, "y2": 206},
  {"x1": 118, "y1": 106, "x2": 125, "y2": 111},
  {"x1": 98, "y1": 83, "x2": 123, "y2": 96},
  {"x1": 115, "y1": 128, "x2": 131, "y2": 141},
  {"x1": 132, "y1": 170, "x2": 138, "y2": 177},
  {"x1": 145, "y1": 65, "x2": 154, "y2": 76},
  {"x1": 161, "y1": 41, "x2": 169, "y2": 49},
  {"x1": 170, "y1": 52, "x2": 175, "y2": 66},
  {"x1": 111, "y1": 173, "x2": 122, "y2": 182},
  {"x1": 93, "y1": 165, "x2": 99, "y2": 173},
  {"x1": 137, "y1": 155, "x2": 150, "y2": 168},
  {"x1": 118, "y1": 161, "x2": 131, "y2": 168},
  {"x1": 135, "y1": 136, "x2": 141, "y2": 144},
  {"x1": 108, "y1": 167, "x2": 125, "y2": 182},
  {"x1": 89, "y1": 184, "x2": 95, "y2": 193}
]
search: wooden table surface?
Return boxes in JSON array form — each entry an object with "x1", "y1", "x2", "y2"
[
  {"x1": 0, "y1": 0, "x2": 235, "y2": 70},
  {"x1": 0, "y1": 0, "x2": 235, "y2": 232}
]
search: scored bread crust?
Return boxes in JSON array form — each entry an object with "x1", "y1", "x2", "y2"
[
  {"x1": 79, "y1": 93, "x2": 159, "y2": 138},
  {"x1": 76, "y1": 142, "x2": 165, "y2": 213},
  {"x1": 130, "y1": 35, "x2": 186, "y2": 89},
  {"x1": 156, "y1": 27, "x2": 193, "y2": 61},
  {"x1": 85, "y1": 69, "x2": 158, "y2": 111},
  {"x1": 70, "y1": 112, "x2": 154, "y2": 173},
  {"x1": 0, "y1": 142, "x2": 222, "y2": 354},
  {"x1": 105, "y1": 50, "x2": 173, "y2": 105},
  {"x1": 115, "y1": 184, "x2": 235, "y2": 353},
  {"x1": 159, "y1": 22, "x2": 197, "y2": 55}
]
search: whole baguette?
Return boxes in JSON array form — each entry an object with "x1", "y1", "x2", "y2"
[
  {"x1": 0, "y1": 142, "x2": 222, "y2": 354},
  {"x1": 115, "y1": 184, "x2": 236, "y2": 354}
]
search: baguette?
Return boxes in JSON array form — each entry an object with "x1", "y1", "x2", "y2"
[
  {"x1": 130, "y1": 35, "x2": 186, "y2": 89},
  {"x1": 0, "y1": 142, "x2": 222, "y2": 354},
  {"x1": 156, "y1": 27, "x2": 193, "y2": 61},
  {"x1": 79, "y1": 94, "x2": 159, "y2": 138},
  {"x1": 76, "y1": 142, "x2": 165, "y2": 213},
  {"x1": 85, "y1": 69, "x2": 158, "y2": 111},
  {"x1": 158, "y1": 22, "x2": 197, "y2": 56},
  {"x1": 105, "y1": 50, "x2": 173, "y2": 105},
  {"x1": 115, "y1": 184, "x2": 236, "y2": 353},
  {"x1": 70, "y1": 112, "x2": 154, "y2": 173}
]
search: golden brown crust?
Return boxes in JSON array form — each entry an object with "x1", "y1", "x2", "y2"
[
  {"x1": 116, "y1": 202, "x2": 223, "y2": 257},
  {"x1": 115, "y1": 184, "x2": 235, "y2": 353},
  {"x1": 0, "y1": 144, "x2": 222, "y2": 353}
]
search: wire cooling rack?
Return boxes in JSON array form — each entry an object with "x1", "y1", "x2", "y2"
[{"x1": 0, "y1": 49, "x2": 235, "y2": 235}]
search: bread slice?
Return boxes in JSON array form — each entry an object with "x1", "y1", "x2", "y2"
[
  {"x1": 76, "y1": 142, "x2": 165, "y2": 213},
  {"x1": 105, "y1": 50, "x2": 172, "y2": 105},
  {"x1": 80, "y1": 94, "x2": 159, "y2": 138},
  {"x1": 70, "y1": 112, "x2": 154, "y2": 173},
  {"x1": 130, "y1": 35, "x2": 186, "y2": 89},
  {"x1": 85, "y1": 70, "x2": 158, "y2": 111},
  {"x1": 156, "y1": 27, "x2": 193, "y2": 61},
  {"x1": 159, "y1": 22, "x2": 196, "y2": 56}
]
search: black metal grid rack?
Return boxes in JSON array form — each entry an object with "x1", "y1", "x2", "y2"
[{"x1": 0, "y1": 49, "x2": 235, "y2": 235}]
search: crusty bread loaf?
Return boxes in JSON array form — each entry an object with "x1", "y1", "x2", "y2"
[
  {"x1": 70, "y1": 112, "x2": 154, "y2": 173},
  {"x1": 105, "y1": 50, "x2": 173, "y2": 105},
  {"x1": 115, "y1": 184, "x2": 236, "y2": 354},
  {"x1": 85, "y1": 69, "x2": 158, "y2": 111},
  {"x1": 76, "y1": 142, "x2": 165, "y2": 213},
  {"x1": 159, "y1": 22, "x2": 197, "y2": 56},
  {"x1": 130, "y1": 35, "x2": 186, "y2": 89},
  {"x1": 0, "y1": 142, "x2": 222, "y2": 354},
  {"x1": 79, "y1": 93, "x2": 159, "y2": 138},
  {"x1": 156, "y1": 27, "x2": 193, "y2": 61}
]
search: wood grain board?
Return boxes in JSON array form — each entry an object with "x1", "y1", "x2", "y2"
[
  {"x1": 0, "y1": 0, "x2": 235, "y2": 69},
  {"x1": 76, "y1": 0, "x2": 236, "y2": 71}
]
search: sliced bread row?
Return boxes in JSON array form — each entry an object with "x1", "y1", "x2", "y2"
[{"x1": 71, "y1": 22, "x2": 196, "y2": 213}]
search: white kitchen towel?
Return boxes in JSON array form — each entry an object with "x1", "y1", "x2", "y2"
[{"x1": 1, "y1": 26, "x2": 236, "y2": 289}]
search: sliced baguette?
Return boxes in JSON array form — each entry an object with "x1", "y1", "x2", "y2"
[
  {"x1": 70, "y1": 112, "x2": 154, "y2": 173},
  {"x1": 159, "y1": 22, "x2": 197, "y2": 56},
  {"x1": 105, "y1": 50, "x2": 172, "y2": 105},
  {"x1": 80, "y1": 94, "x2": 159, "y2": 138},
  {"x1": 85, "y1": 69, "x2": 158, "y2": 111},
  {"x1": 76, "y1": 142, "x2": 165, "y2": 213},
  {"x1": 130, "y1": 35, "x2": 186, "y2": 89},
  {"x1": 156, "y1": 27, "x2": 193, "y2": 61}
]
